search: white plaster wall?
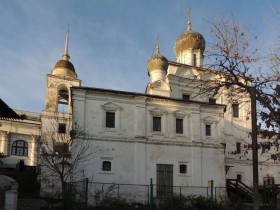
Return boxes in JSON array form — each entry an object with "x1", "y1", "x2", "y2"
[
  {"x1": 0, "y1": 114, "x2": 40, "y2": 166},
  {"x1": 72, "y1": 88, "x2": 226, "y2": 201}
]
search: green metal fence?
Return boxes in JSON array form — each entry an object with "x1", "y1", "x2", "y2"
[{"x1": 64, "y1": 179, "x2": 280, "y2": 210}]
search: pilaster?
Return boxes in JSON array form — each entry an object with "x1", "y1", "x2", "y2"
[{"x1": 0, "y1": 131, "x2": 9, "y2": 155}]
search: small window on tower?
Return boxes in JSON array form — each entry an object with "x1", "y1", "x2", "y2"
[
  {"x1": 193, "y1": 54, "x2": 197, "y2": 66},
  {"x1": 232, "y1": 103, "x2": 239, "y2": 118},
  {"x1": 53, "y1": 142, "x2": 70, "y2": 155},
  {"x1": 58, "y1": 123, "x2": 66, "y2": 134},
  {"x1": 209, "y1": 98, "x2": 216, "y2": 104},
  {"x1": 102, "y1": 161, "x2": 111, "y2": 171},
  {"x1": 182, "y1": 94, "x2": 190, "y2": 101},
  {"x1": 236, "y1": 143, "x2": 241, "y2": 154}
]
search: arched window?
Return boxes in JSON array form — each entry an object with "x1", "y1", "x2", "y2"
[
  {"x1": 11, "y1": 140, "x2": 28, "y2": 156},
  {"x1": 193, "y1": 54, "x2": 197, "y2": 66},
  {"x1": 58, "y1": 88, "x2": 69, "y2": 112}
]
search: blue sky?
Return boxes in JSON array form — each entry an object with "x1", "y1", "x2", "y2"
[{"x1": 0, "y1": 0, "x2": 279, "y2": 112}]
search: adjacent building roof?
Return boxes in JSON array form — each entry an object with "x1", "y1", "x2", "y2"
[{"x1": 0, "y1": 99, "x2": 21, "y2": 120}]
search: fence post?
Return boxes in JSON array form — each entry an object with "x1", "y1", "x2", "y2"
[
  {"x1": 214, "y1": 187, "x2": 216, "y2": 201},
  {"x1": 117, "y1": 184, "x2": 120, "y2": 200},
  {"x1": 180, "y1": 186, "x2": 181, "y2": 196},
  {"x1": 85, "y1": 178, "x2": 88, "y2": 209},
  {"x1": 150, "y1": 178, "x2": 154, "y2": 210},
  {"x1": 208, "y1": 180, "x2": 214, "y2": 210}
]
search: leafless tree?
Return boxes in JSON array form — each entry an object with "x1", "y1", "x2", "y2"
[
  {"x1": 199, "y1": 14, "x2": 280, "y2": 208},
  {"x1": 40, "y1": 113, "x2": 95, "y2": 209},
  {"x1": 202, "y1": 14, "x2": 280, "y2": 146}
]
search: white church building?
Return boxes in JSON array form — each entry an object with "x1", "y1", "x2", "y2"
[
  {"x1": 69, "y1": 15, "x2": 278, "y2": 200},
  {"x1": 1, "y1": 10, "x2": 280, "y2": 202}
]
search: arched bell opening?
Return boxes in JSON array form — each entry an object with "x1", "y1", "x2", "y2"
[{"x1": 57, "y1": 87, "x2": 69, "y2": 113}]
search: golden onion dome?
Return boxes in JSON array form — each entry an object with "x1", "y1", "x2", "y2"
[
  {"x1": 174, "y1": 29, "x2": 205, "y2": 58},
  {"x1": 51, "y1": 29, "x2": 77, "y2": 79},
  {"x1": 52, "y1": 59, "x2": 77, "y2": 78},
  {"x1": 147, "y1": 45, "x2": 168, "y2": 76},
  {"x1": 174, "y1": 8, "x2": 206, "y2": 58}
]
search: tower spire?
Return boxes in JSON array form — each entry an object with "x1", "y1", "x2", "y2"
[
  {"x1": 62, "y1": 25, "x2": 70, "y2": 60},
  {"x1": 156, "y1": 34, "x2": 160, "y2": 55},
  {"x1": 187, "y1": 7, "x2": 192, "y2": 30}
]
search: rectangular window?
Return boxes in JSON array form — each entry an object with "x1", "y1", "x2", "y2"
[
  {"x1": 102, "y1": 161, "x2": 111, "y2": 171},
  {"x1": 206, "y1": 124, "x2": 211, "y2": 136},
  {"x1": 106, "y1": 112, "x2": 115, "y2": 128},
  {"x1": 232, "y1": 103, "x2": 239, "y2": 118},
  {"x1": 53, "y1": 143, "x2": 70, "y2": 155},
  {"x1": 193, "y1": 54, "x2": 197, "y2": 67},
  {"x1": 176, "y1": 118, "x2": 183, "y2": 134},
  {"x1": 182, "y1": 94, "x2": 190, "y2": 101},
  {"x1": 179, "y1": 164, "x2": 187, "y2": 174},
  {"x1": 209, "y1": 98, "x2": 216, "y2": 104},
  {"x1": 236, "y1": 143, "x2": 241, "y2": 154},
  {"x1": 58, "y1": 123, "x2": 66, "y2": 134},
  {"x1": 153, "y1": 116, "x2": 161, "y2": 132},
  {"x1": 237, "y1": 174, "x2": 242, "y2": 182}
]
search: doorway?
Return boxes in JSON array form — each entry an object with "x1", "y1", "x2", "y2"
[{"x1": 156, "y1": 164, "x2": 173, "y2": 197}]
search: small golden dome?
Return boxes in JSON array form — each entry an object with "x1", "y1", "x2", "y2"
[
  {"x1": 174, "y1": 29, "x2": 205, "y2": 58},
  {"x1": 147, "y1": 45, "x2": 168, "y2": 76},
  {"x1": 51, "y1": 29, "x2": 77, "y2": 79},
  {"x1": 52, "y1": 60, "x2": 77, "y2": 78}
]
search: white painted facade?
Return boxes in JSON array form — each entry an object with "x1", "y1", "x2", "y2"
[
  {"x1": 72, "y1": 87, "x2": 226, "y2": 199},
  {"x1": 0, "y1": 110, "x2": 41, "y2": 166},
  {"x1": 70, "y1": 17, "x2": 280, "y2": 201}
]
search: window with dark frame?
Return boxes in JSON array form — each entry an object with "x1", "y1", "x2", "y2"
[
  {"x1": 193, "y1": 54, "x2": 197, "y2": 66},
  {"x1": 232, "y1": 103, "x2": 239, "y2": 118},
  {"x1": 182, "y1": 94, "x2": 190, "y2": 101},
  {"x1": 209, "y1": 98, "x2": 216, "y2": 104},
  {"x1": 102, "y1": 161, "x2": 111, "y2": 171},
  {"x1": 11, "y1": 140, "x2": 28, "y2": 156},
  {"x1": 153, "y1": 116, "x2": 161, "y2": 132},
  {"x1": 58, "y1": 123, "x2": 66, "y2": 134},
  {"x1": 106, "y1": 112, "x2": 115, "y2": 128},
  {"x1": 206, "y1": 124, "x2": 211, "y2": 136},
  {"x1": 179, "y1": 164, "x2": 187, "y2": 174},
  {"x1": 237, "y1": 174, "x2": 242, "y2": 182},
  {"x1": 236, "y1": 142, "x2": 241, "y2": 154},
  {"x1": 176, "y1": 118, "x2": 183, "y2": 134},
  {"x1": 53, "y1": 142, "x2": 70, "y2": 155}
]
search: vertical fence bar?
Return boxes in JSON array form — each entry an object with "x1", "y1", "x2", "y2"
[
  {"x1": 117, "y1": 184, "x2": 120, "y2": 200},
  {"x1": 147, "y1": 185, "x2": 150, "y2": 204},
  {"x1": 210, "y1": 180, "x2": 213, "y2": 210},
  {"x1": 214, "y1": 187, "x2": 216, "y2": 201},
  {"x1": 85, "y1": 178, "x2": 88, "y2": 209},
  {"x1": 150, "y1": 178, "x2": 154, "y2": 210}
]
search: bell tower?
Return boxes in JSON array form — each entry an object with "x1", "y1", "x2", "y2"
[
  {"x1": 44, "y1": 29, "x2": 81, "y2": 114},
  {"x1": 40, "y1": 29, "x2": 81, "y2": 198}
]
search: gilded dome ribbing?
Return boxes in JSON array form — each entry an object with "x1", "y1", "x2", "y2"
[
  {"x1": 174, "y1": 29, "x2": 205, "y2": 57},
  {"x1": 147, "y1": 45, "x2": 168, "y2": 76}
]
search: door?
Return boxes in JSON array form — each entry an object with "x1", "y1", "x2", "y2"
[{"x1": 156, "y1": 164, "x2": 173, "y2": 197}]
